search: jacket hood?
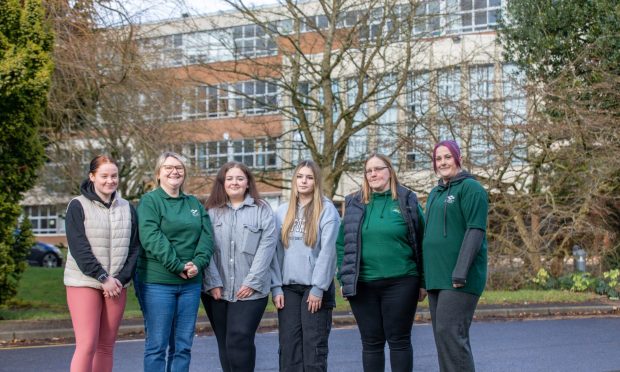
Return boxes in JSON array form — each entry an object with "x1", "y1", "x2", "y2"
[
  {"x1": 430, "y1": 170, "x2": 475, "y2": 238},
  {"x1": 80, "y1": 179, "x2": 115, "y2": 207},
  {"x1": 437, "y1": 170, "x2": 476, "y2": 189}
]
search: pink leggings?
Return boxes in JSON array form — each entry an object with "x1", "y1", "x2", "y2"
[{"x1": 66, "y1": 286, "x2": 127, "y2": 372}]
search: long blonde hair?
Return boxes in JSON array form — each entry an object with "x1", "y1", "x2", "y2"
[
  {"x1": 361, "y1": 153, "x2": 399, "y2": 204},
  {"x1": 281, "y1": 160, "x2": 324, "y2": 248}
]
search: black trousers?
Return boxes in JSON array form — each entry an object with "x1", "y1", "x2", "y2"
[
  {"x1": 348, "y1": 276, "x2": 421, "y2": 372},
  {"x1": 427, "y1": 289, "x2": 479, "y2": 372},
  {"x1": 277, "y1": 284, "x2": 334, "y2": 372},
  {"x1": 201, "y1": 293, "x2": 268, "y2": 372}
]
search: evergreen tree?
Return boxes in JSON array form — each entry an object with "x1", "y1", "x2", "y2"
[{"x1": 0, "y1": 0, "x2": 53, "y2": 305}]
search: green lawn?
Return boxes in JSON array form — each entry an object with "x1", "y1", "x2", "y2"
[{"x1": 0, "y1": 266, "x2": 601, "y2": 321}]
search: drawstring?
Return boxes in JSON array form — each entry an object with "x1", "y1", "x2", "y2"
[
  {"x1": 443, "y1": 181, "x2": 452, "y2": 237},
  {"x1": 364, "y1": 192, "x2": 389, "y2": 230},
  {"x1": 380, "y1": 196, "x2": 388, "y2": 219}
]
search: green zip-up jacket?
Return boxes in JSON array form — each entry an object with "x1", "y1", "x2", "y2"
[{"x1": 137, "y1": 187, "x2": 214, "y2": 284}]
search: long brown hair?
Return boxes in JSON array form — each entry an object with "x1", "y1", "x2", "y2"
[
  {"x1": 361, "y1": 153, "x2": 399, "y2": 204},
  {"x1": 204, "y1": 161, "x2": 263, "y2": 209},
  {"x1": 281, "y1": 160, "x2": 324, "y2": 248}
]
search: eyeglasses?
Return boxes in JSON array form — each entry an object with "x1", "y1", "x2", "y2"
[
  {"x1": 365, "y1": 166, "x2": 389, "y2": 175},
  {"x1": 162, "y1": 165, "x2": 185, "y2": 173}
]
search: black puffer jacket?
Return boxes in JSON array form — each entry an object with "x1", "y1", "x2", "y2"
[{"x1": 339, "y1": 184, "x2": 424, "y2": 297}]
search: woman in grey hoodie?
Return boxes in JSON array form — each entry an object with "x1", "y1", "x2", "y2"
[{"x1": 271, "y1": 160, "x2": 340, "y2": 372}]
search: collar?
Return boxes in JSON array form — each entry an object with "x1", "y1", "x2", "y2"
[{"x1": 154, "y1": 187, "x2": 186, "y2": 200}]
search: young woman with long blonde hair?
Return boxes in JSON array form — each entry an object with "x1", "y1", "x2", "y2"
[{"x1": 271, "y1": 160, "x2": 340, "y2": 372}]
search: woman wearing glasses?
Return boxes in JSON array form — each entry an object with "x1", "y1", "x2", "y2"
[
  {"x1": 137, "y1": 151, "x2": 214, "y2": 372},
  {"x1": 202, "y1": 161, "x2": 276, "y2": 372},
  {"x1": 337, "y1": 153, "x2": 426, "y2": 372}
]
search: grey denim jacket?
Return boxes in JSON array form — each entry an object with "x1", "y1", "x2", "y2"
[{"x1": 203, "y1": 195, "x2": 276, "y2": 302}]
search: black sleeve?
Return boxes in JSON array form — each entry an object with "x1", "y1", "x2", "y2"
[
  {"x1": 65, "y1": 199, "x2": 107, "y2": 280},
  {"x1": 451, "y1": 228, "x2": 485, "y2": 285},
  {"x1": 114, "y1": 204, "x2": 140, "y2": 285}
]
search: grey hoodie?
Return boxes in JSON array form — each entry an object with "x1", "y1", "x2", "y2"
[{"x1": 271, "y1": 197, "x2": 340, "y2": 299}]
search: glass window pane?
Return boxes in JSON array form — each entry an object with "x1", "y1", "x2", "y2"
[
  {"x1": 462, "y1": 13, "x2": 472, "y2": 27},
  {"x1": 474, "y1": 0, "x2": 487, "y2": 9},
  {"x1": 255, "y1": 81, "x2": 265, "y2": 94},
  {"x1": 489, "y1": 9, "x2": 499, "y2": 24},
  {"x1": 243, "y1": 155, "x2": 253, "y2": 166},
  {"x1": 255, "y1": 25, "x2": 265, "y2": 37},
  {"x1": 233, "y1": 141, "x2": 242, "y2": 152},
  {"x1": 233, "y1": 26, "x2": 243, "y2": 39}
]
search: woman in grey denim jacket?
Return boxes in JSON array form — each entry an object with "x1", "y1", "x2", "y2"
[{"x1": 202, "y1": 161, "x2": 276, "y2": 372}]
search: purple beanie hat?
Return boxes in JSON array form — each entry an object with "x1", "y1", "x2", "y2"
[{"x1": 432, "y1": 140, "x2": 462, "y2": 173}]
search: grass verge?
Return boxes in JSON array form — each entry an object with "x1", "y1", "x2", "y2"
[{"x1": 0, "y1": 266, "x2": 603, "y2": 321}]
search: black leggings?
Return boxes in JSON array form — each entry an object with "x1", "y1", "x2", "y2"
[
  {"x1": 201, "y1": 294, "x2": 268, "y2": 372},
  {"x1": 348, "y1": 276, "x2": 421, "y2": 372}
]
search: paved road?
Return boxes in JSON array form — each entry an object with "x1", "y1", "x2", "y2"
[{"x1": 2, "y1": 317, "x2": 620, "y2": 371}]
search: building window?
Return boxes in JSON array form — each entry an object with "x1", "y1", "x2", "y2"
[
  {"x1": 186, "y1": 138, "x2": 277, "y2": 173},
  {"x1": 345, "y1": 79, "x2": 369, "y2": 161},
  {"x1": 24, "y1": 205, "x2": 64, "y2": 235},
  {"x1": 206, "y1": 85, "x2": 231, "y2": 118},
  {"x1": 458, "y1": 0, "x2": 501, "y2": 33},
  {"x1": 302, "y1": 15, "x2": 329, "y2": 32},
  {"x1": 232, "y1": 24, "x2": 277, "y2": 58},
  {"x1": 233, "y1": 80, "x2": 278, "y2": 114},
  {"x1": 406, "y1": 122, "x2": 434, "y2": 170},
  {"x1": 414, "y1": 1, "x2": 441, "y2": 36},
  {"x1": 291, "y1": 130, "x2": 312, "y2": 165},
  {"x1": 437, "y1": 67, "x2": 462, "y2": 140},
  {"x1": 375, "y1": 75, "x2": 400, "y2": 164},
  {"x1": 469, "y1": 64, "x2": 495, "y2": 165},
  {"x1": 406, "y1": 72, "x2": 432, "y2": 169}
]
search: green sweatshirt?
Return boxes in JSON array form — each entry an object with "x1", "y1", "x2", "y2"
[
  {"x1": 358, "y1": 190, "x2": 422, "y2": 282},
  {"x1": 137, "y1": 187, "x2": 214, "y2": 284},
  {"x1": 423, "y1": 174, "x2": 488, "y2": 296}
]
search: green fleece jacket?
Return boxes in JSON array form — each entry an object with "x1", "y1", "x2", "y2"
[{"x1": 137, "y1": 187, "x2": 213, "y2": 284}]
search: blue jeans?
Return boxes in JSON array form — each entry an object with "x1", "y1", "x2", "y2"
[
  {"x1": 134, "y1": 273, "x2": 175, "y2": 372},
  {"x1": 143, "y1": 282, "x2": 201, "y2": 372}
]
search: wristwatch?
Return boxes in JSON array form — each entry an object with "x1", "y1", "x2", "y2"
[{"x1": 97, "y1": 273, "x2": 109, "y2": 283}]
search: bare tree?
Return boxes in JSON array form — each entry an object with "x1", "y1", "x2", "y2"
[
  {"x1": 41, "y1": 0, "x2": 180, "y2": 200},
  {"x1": 167, "y1": 0, "x2": 441, "y2": 197}
]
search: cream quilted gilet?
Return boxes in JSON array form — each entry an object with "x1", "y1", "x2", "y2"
[{"x1": 64, "y1": 195, "x2": 132, "y2": 289}]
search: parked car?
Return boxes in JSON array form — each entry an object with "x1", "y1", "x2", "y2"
[{"x1": 28, "y1": 242, "x2": 63, "y2": 268}]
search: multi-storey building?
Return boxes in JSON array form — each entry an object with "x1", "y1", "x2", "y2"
[{"x1": 24, "y1": 0, "x2": 526, "y2": 245}]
